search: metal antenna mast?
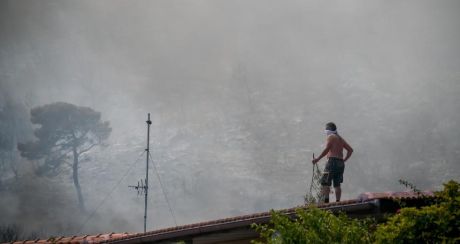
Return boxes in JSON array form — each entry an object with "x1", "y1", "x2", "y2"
[
  {"x1": 144, "y1": 113, "x2": 152, "y2": 232},
  {"x1": 129, "y1": 113, "x2": 152, "y2": 233}
]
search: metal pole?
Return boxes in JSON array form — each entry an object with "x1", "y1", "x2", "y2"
[
  {"x1": 309, "y1": 153, "x2": 315, "y2": 195},
  {"x1": 144, "y1": 113, "x2": 152, "y2": 233}
]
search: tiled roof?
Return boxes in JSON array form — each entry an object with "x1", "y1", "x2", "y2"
[
  {"x1": 358, "y1": 191, "x2": 435, "y2": 201},
  {"x1": 8, "y1": 233, "x2": 131, "y2": 244},
  {"x1": 101, "y1": 199, "x2": 374, "y2": 244},
  {"x1": 6, "y1": 191, "x2": 435, "y2": 244}
]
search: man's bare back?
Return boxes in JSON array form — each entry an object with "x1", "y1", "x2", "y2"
[
  {"x1": 312, "y1": 133, "x2": 353, "y2": 164},
  {"x1": 326, "y1": 134, "x2": 353, "y2": 161}
]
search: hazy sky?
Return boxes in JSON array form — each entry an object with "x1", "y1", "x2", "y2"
[{"x1": 1, "y1": 0, "x2": 460, "y2": 237}]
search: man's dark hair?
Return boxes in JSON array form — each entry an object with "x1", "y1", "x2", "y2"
[{"x1": 326, "y1": 122, "x2": 337, "y2": 131}]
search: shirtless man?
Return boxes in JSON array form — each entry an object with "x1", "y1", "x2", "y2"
[{"x1": 312, "y1": 122, "x2": 353, "y2": 203}]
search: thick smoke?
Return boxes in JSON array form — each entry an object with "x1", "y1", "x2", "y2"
[{"x1": 1, "y1": 0, "x2": 459, "y2": 238}]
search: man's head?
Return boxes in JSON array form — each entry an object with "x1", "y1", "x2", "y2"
[{"x1": 325, "y1": 122, "x2": 337, "y2": 132}]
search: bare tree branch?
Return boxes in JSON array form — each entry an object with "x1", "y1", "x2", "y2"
[{"x1": 77, "y1": 143, "x2": 98, "y2": 156}]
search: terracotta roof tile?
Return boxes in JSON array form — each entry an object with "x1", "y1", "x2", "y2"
[
  {"x1": 6, "y1": 191, "x2": 436, "y2": 244},
  {"x1": 358, "y1": 191, "x2": 435, "y2": 201}
]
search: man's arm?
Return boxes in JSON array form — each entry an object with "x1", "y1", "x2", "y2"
[
  {"x1": 312, "y1": 137, "x2": 332, "y2": 164},
  {"x1": 343, "y1": 139, "x2": 353, "y2": 162}
]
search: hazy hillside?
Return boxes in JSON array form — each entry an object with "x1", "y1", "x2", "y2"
[{"x1": 1, "y1": 0, "x2": 459, "y2": 238}]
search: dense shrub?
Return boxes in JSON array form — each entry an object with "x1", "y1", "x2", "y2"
[
  {"x1": 374, "y1": 180, "x2": 460, "y2": 243},
  {"x1": 253, "y1": 180, "x2": 460, "y2": 244},
  {"x1": 252, "y1": 207, "x2": 372, "y2": 244}
]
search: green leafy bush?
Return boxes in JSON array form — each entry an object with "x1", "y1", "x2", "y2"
[
  {"x1": 252, "y1": 207, "x2": 372, "y2": 244},
  {"x1": 374, "y1": 180, "x2": 460, "y2": 243},
  {"x1": 253, "y1": 180, "x2": 460, "y2": 244}
]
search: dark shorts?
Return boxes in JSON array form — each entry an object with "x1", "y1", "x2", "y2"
[{"x1": 320, "y1": 157, "x2": 345, "y2": 187}]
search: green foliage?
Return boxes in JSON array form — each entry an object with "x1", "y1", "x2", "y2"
[
  {"x1": 374, "y1": 180, "x2": 460, "y2": 243},
  {"x1": 253, "y1": 180, "x2": 460, "y2": 244},
  {"x1": 252, "y1": 207, "x2": 372, "y2": 244}
]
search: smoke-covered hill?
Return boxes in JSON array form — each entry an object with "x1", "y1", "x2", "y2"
[{"x1": 1, "y1": 0, "x2": 459, "y2": 238}]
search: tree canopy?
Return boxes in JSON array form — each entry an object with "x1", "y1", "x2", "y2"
[{"x1": 18, "y1": 102, "x2": 111, "y2": 210}]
